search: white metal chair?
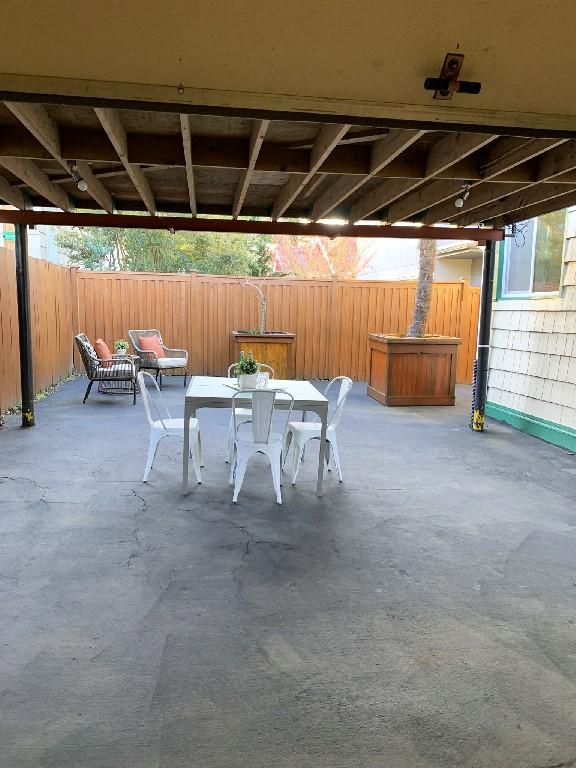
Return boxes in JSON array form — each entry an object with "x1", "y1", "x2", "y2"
[
  {"x1": 138, "y1": 372, "x2": 202, "y2": 484},
  {"x1": 229, "y1": 388, "x2": 293, "y2": 504},
  {"x1": 283, "y1": 376, "x2": 353, "y2": 485},
  {"x1": 225, "y1": 363, "x2": 275, "y2": 463}
]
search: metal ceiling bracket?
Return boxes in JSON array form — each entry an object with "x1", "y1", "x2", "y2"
[{"x1": 424, "y1": 53, "x2": 481, "y2": 100}]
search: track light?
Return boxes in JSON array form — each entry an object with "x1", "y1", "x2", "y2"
[
  {"x1": 77, "y1": 179, "x2": 88, "y2": 192},
  {"x1": 455, "y1": 184, "x2": 471, "y2": 209}
]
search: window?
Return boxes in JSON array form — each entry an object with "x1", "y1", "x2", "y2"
[{"x1": 502, "y1": 209, "x2": 566, "y2": 296}]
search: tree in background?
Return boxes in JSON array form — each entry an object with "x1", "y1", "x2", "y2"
[
  {"x1": 56, "y1": 227, "x2": 273, "y2": 275},
  {"x1": 407, "y1": 239, "x2": 436, "y2": 337},
  {"x1": 271, "y1": 235, "x2": 372, "y2": 279}
]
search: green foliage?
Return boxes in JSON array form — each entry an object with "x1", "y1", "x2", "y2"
[
  {"x1": 236, "y1": 350, "x2": 259, "y2": 374},
  {"x1": 55, "y1": 226, "x2": 273, "y2": 275},
  {"x1": 115, "y1": 338, "x2": 129, "y2": 350}
]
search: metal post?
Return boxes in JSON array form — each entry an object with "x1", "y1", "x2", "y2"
[
  {"x1": 471, "y1": 239, "x2": 497, "y2": 431},
  {"x1": 14, "y1": 223, "x2": 35, "y2": 427}
]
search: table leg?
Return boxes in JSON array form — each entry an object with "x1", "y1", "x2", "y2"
[
  {"x1": 182, "y1": 401, "x2": 194, "y2": 495},
  {"x1": 316, "y1": 404, "x2": 328, "y2": 497}
]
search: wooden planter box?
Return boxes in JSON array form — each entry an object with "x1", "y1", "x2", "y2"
[
  {"x1": 367, "y1": 334, "x2": 460, "y2": 406},
  {"x1": 231, "y1": 332, "x2": 296, "y2": 379}
]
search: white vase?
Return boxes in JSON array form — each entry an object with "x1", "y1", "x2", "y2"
[{"x1": 238, "y1": 373, "x2": 259, "y2": 390}]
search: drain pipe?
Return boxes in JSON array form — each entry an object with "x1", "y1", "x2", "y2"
[
  {"x1": 15, "y1": 223, "x2": 35, "y2": 427},
  {"x1": 471, "y1": 238, "x2": 497, "y2": 431}
]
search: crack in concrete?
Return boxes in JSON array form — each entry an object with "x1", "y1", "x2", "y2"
[
  {"x1": 179, "y1": 510, "x2": 296, "y2": 560},
  {"x1": 126, "y1": 488, "x2": 147, "y2": 568}
]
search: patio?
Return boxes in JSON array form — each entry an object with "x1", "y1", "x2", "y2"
[{"x1": 2, "y1": 378, "x2": 576, "y2": 767}]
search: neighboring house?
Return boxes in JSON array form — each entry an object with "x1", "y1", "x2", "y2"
[
  {"x1": 487, "y1": 207, "x2": 576, "y2": 451},
  {"x1": 1, "y1": 222, "x2": 68, "y2": 264},
  {"x1": 357, "y1": 238, "x2": 483, "y2": 284}
]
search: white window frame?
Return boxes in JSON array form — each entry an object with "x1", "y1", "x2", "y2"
[{"x1": 502, "y1": 211, "x2": 567, "y2": 298}]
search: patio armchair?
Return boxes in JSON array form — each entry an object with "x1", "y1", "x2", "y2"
[
  {"x1": 74, "y1": 333, "x2": 138, "y2": 405},
  {"x1": 128, "y1": 329, "x2": 188, "y2": 389}
]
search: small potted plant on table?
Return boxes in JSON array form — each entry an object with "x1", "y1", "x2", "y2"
[
  {"x1": 114, "y1": 338, "x2": 130, "y2": 356},
  {"x1": 236, "y1": 351, "x2": 260, "y2": 390}
]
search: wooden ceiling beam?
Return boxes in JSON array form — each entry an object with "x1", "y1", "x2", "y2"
[
  {"x1": 495, "y1": 189, "x2": 576, "y2": 226},
  {"x1": 311, "y1": 129, "x2": 425, "y2": 220},
  {"x1": 455, "y1": 182, "x2": 576, "y2": 226},
  {"x1": 422, "y1": 182, "x2": 528, "y2": 224},
  {"x1": 180, "y1": 114, "x2": 196, "y2": 216},
  {"x1": 0, "y1": 157, "x2": 71, "y2": 210},
  {"x1": 385, "y1": 134, "x2": 497, "y2": 224},
  {"x1": 536, "y1": 139, "x2": 576, "y2": 180},
  {"x1": 423, "y1": 138, "x2": 571, "y2": 224},
  {"x1": 425, "y1": 133, "x2": 496, "y2": 177},
  {"x1": 271, "y1": 124, "x2": 350, "y2": 219},
  {"x1": 351, "y1": 132, "x2": 497, "y2": 223},
  {"x1": 4, "y1": 102, "x2": 114, "y2": 213},
  {"x1": 480, "y1": 137, "x2": 567, "y2": 179},
  {"x1": 1, "y1": 125, "x2": 575, "y2": 185},
  {"x1": 0, "y1": 208, "x2": 505, "y2": 242},
  {"x1": 232, "y1": 119, "x2": 269, "y2": 218},
  {"x1": 94, "y1": 108, "x2": 156, "y2": 215},
  {"x1": 0, "y1": 174, "x2": 26, "y2": 208}
]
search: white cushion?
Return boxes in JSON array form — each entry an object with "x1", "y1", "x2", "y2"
[
  {"x1": 156, "y1": 357, "x2": 187, "y2": 369},
  {"x1": 96, "y1": 363, "x2": 133, "y2": 376}
]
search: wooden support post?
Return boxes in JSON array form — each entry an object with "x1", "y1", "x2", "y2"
[
  {"x1": 471, "y1": 239, "x2": 497, "y2": 431},
  {"x1": 14, "y1": 223, "x2": 35, "y2": 427}
]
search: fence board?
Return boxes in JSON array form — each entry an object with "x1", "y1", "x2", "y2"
[{"x1": 0, "y1": 248, "x2": 76, "y2": 413}]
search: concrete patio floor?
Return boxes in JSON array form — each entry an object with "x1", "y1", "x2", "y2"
[{"x1": 1, "y1": 378, "x2": 576, "y2": 768}]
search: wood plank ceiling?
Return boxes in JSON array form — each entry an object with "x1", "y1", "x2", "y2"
[{"x1": 1, "y1": 102, "x2": 575, "y2": 229}]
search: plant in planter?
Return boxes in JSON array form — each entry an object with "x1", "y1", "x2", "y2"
[
  {"x1": 236, "y1": 351, "x2": 260, "y2": 390},
  {"x1": 232, "y1": 278, "x2": 296, "y2": 378},
  {"x1": 367, "y1": 239, "x2": 460, "y2": 406},
  {"x1": 114, "y1": 339, "x2": 130, "y2": 355}
]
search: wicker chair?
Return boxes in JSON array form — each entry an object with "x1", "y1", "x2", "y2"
[
  {"x1": 128, "y1": 329, "x2": 188, "y2": 389},
  {"x1": 75, "y1": 333, "x2": 138, "y2": 405}
]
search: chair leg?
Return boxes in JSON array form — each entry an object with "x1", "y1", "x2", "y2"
[
  {"x1": 329, "y1": 435, "x2": 343, "y2": 482},
  {"x1": 232, "y1": 452, "x2": 249, "y2": 503},
  {"x1": 226, "y1": 415, "x2": 235, "y2": 463},
  {"x1": 292, "y1": 440, "x2": 306, "y2": 485},
  {"x1": 270, "y1": 451, "x2": 282, "y2": 504},
  {"x1": 282, "y1": 431, "x2": 293, "y2": 470},
  {"x1": 183, "y1": 370, "x2": 187, "y2": 387},
  {"x1": 191, "y1": 432, "x2": 202, "y2": 484},
  {"x1": 132, "y1": 379, "x2": 137, "y2": 405},
  {"x1": 143, "y1": 431, "x2": 161, "y2": 482},
  {"x1": 158, "y1": 371, "x2": 163, "y2": 390},
  {"x1": 198, "y1": 429, "x2": 204, "y2": 467},
  {"x1": 229, "y1": 445, "x2": 237, "y2": 485},
  {"x1": 82, "y1": 380, "x2": 94, "y2": 404}
]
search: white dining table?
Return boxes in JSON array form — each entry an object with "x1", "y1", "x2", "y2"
[{"x1": 182, "y1": 376, "x2": 329, "y2": 496}]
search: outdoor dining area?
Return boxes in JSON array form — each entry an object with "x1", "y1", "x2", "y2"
[{"x1": 74, "y1": 328, "x2": 352, "y2": 504}]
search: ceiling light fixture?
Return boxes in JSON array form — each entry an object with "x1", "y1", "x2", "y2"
[
  {"x1": 68, "y1": 161, "x2": 88, "y2": 192},
  {"x1": 454, "y1": 184, "x2": 471, "y2": 209}
]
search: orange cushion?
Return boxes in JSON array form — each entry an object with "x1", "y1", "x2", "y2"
[
  {"x1": 93, "y1": 338, "x2": 112, "y2": 368},
  {"x1": 138, "y1": 335, "x2": 165, "y2": 358}
]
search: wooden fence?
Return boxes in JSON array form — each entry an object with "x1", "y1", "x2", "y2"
[
  {"x1": 0, "y1": 246, "x2": 77, "y2": 414},
  {"x1": 1, "y1": 260, "x2": 481, "y2": 413},
  {"x1": 76, "y1": 272, "x2": 480, "y2": 384}
]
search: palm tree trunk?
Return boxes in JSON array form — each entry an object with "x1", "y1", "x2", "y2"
[{"x1": 407, "y1": 239, "x2": 436, "y2": 337}]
